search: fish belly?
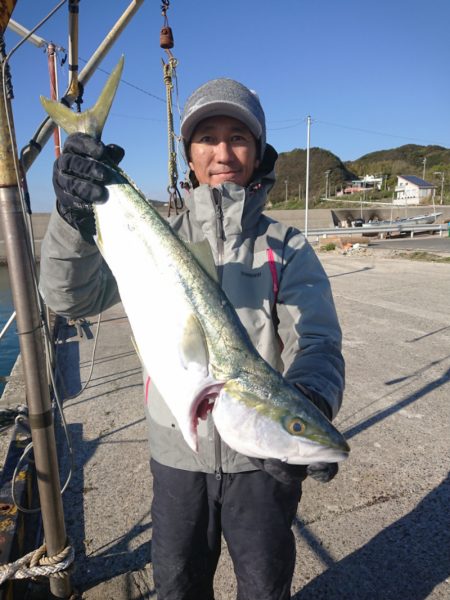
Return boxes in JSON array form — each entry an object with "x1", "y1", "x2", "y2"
[{"x1": 94, "y1": 185, "x2": 217, "y2": 449}]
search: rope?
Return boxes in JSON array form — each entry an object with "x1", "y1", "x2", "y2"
[
  {"x1": 0, "y1": 406, "x2": 23, "y2": 427},
  {"x1": 160, "y1": 1, "x2": 183, "y2": 216},
  {"x1": 163, "y1": 57, "x2": 183, "y2": 216},
  {"x1": 0, "y1": 542, "x2": 74, "y2": 584},
  {"x1": 0, "y1": 33, "x2": 14, "y2": 100}
]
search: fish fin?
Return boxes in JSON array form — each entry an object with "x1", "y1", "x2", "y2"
[
  {"x1": 130, "y1": 335, "x2": 142, "y2": 363},
  {"x1": 185, "y1": 240, "x2": 218, "y2": 282},
  {"x1": 179, "y1": 313, "x2": 209, "y2": 373},
  {"x1": 39, "y1": 56, "x2": 125, "y2": 139}
]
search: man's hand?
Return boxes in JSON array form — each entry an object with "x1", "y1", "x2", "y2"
[
  {"x1": 248, "y1": 457, "x2": 307, "y2": 485},
  {"x1": 306, "y1": 462, "x2": 339, "y2": 483},
  {"x1": 249, "y1": 457, "x2": 338, "y2": 485},
  {"x1": 54, "y1": 132, "x2": 124, "y2": 242}
]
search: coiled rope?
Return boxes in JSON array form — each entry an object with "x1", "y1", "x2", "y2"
[{"x1": 0, "y1": 542, "x2": 74, "y2": 583}]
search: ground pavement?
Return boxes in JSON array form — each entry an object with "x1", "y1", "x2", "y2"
[{"x1": 25, "y1": 249, "x2": 450, "y2": 599}]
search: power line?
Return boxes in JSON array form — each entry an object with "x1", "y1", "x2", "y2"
[
  {"x1": 268, "y1": 115, "x2": 445, "y2": 146},
  {"x1": 314, "y1": 119, "x2": 441, "y2": 145},
  {"x1": 76, "y1": 56, "x2": 166, "y2": 103},
  {"x1": 110, "y1": 112, "x2": 165, "y2": 122}
]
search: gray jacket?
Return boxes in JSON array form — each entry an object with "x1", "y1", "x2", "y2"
[{"x1": 40, "y1": 175, "x2": 345, "y2": 474}]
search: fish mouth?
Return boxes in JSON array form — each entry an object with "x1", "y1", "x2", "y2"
[{"x1": 189, "y1": 383, "x2": 224, "y2": 449}]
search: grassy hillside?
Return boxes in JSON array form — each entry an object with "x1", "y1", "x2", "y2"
[
  {"x1": 270, "y1": 144, "x2": 450, "y2": 208},
  {"x1": 345, "y1": 144, "x2": 450, "y2": 194},
  {"x1": 271, "y1": 148, "x2": 357, "y2": 207}
]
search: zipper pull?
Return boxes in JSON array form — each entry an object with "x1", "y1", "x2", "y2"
[
  {"x1": 215, "y1": 468, "x2": 222, "y2": 481},
  {"x1": 212, "y1": 188, "x2": 225, "y2": 240}
]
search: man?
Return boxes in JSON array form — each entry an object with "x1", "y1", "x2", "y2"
[{"x1": 40, "y1": 78, "x2": 345, "y2": 600}]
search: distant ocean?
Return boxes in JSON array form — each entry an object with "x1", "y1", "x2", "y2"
[{"x1": 0, "y1": 266, "x2": 19, "y2": 397}]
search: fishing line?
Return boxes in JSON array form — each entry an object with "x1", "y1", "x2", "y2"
[{"x1": 54, "y1": 313, "x2": 103, "y2": 401}]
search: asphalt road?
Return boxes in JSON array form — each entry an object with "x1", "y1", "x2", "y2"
[{"x1": 368, "y1": 234, "x2": 450, "y2": 254}]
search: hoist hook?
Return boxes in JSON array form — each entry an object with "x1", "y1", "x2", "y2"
[{"x1": 160, "y1": 0, "x2": 174, "y2": 49}]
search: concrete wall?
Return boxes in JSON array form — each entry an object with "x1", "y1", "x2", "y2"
[
  {"x1": 1, "y1": 207, "x2": 449, "y2": 262},
  {"x1": 329, "y1": 205, "x2": 450, "y2": 227}
]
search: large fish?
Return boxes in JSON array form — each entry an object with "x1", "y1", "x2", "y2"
[{"x1": 40, "y1": 57, "x2": 350, "y2": 464}]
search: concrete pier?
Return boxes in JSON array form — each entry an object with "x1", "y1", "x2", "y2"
[
  {"x1": 1, "y1": 213, "x2": 450, "y2": 598},
  {"x1": 2, "y1": 248, "x2": 446, "y2": 599}
]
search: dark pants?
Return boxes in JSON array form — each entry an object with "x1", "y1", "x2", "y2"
[{"x1": 150, "y1": 458, "x2": 302, "y2": 600}]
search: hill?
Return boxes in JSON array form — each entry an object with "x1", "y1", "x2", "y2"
[
  {"x1": 271, "y1": 148, "x2": 357, "y2": 206},
  {"x1": 345, "y1": 144, "x2": 450, "y2": 191},
  {"x1": 270, "y1": 144, "x2": 450, "y2": 207}
]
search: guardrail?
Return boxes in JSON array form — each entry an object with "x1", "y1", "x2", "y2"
[{"x1": 306, "y1": 223, "x2": 449, "y2": 240}]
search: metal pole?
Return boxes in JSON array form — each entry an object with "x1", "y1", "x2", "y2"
[
  {"x1": 0, "y1": 40, "x2": 71, "y2": 598},
  {"x1": 47, "y1": 42, "x2": 61, "y2": 157},
  {"x1": 325, "y1": 169, "x2": 331, "y2": 199},
  {"x1": 21, "y1": 0, "x2": 145, "y2": 172},
  {"x1": 305, "y1": 115, "x2": 311, "y2": 237},
  {"x1": 67, "y1": 0, "x2": 79, "y2": 99},
  {"x1": 434, "y1": 172, "x2": 444, "y2": 205}
]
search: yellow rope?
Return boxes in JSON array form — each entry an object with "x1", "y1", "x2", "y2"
[
  {"x1": 162, "y1": 54, "x2": 183, "y2": 216},
  {"x1": 163, "y1": 56, "x2": 178, "y2": 192},
  {"x1": 160, "y1": 0, "x2": 183, "y2": 216}
]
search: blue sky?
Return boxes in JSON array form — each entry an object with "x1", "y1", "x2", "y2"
[{"x1": 4, "y1": 0, "x2": 450, "y2": 211}]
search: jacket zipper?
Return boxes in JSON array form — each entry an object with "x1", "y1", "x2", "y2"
[
  {"x1": 212, "y1": 188, "x2": 225, "y2": 283},
  {"x1": 212, "y1": 188, "x2": 224, "y2": 479}
]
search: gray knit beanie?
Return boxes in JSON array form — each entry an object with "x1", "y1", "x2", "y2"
[{"x1": 181, "y1": 78, "x2": 266, "y2": 160}]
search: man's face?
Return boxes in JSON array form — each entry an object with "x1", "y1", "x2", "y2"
[{"x1": 188, "y1": 116, "x2": 260, "y2": 188}]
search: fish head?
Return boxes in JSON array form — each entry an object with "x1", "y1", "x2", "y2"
[{"x1": 212, "y1": 375, "x2": 350, "y2": 465}]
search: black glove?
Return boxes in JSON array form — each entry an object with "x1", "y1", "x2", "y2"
[
  {"x1": 306, "y1": 462, "x2": 338, "y2": 483},
  {"x1": 54, "y1": 132, "x2": 124, "y2": 243},
  {"x1": 248, "y1": 457, "x2": 307, "y2": 486}
]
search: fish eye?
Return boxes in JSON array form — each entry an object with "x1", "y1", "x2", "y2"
[{"x1": 285, "y1": 417, "x2": 306, "y2": 436}]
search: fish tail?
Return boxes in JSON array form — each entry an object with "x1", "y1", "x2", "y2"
[{"x1": 39, "y1": 56, "x2": 125, "y2": 140}]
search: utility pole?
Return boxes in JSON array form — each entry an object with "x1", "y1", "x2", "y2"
[
  {"x1": 422, "y1": 157, "x2": 427, "y2": 180},
  {"x1": 305, "y1": 115, "x2": 311, "y2": 237},
  {"x1": 298, "y1": 183, "x2": 302, "y2": 203},
  {"x1": 284, "y1": 179, "x2": 288, "y2": 204},
  {"x1": 0, "y1": 32, "x2": 71, "y2": 597},
  {"x1": 325, "y1": 169, "x2": 331, "y2": 199},
  {"x1": 435, "y1": 172, "x2": 445, "y2": 205}
]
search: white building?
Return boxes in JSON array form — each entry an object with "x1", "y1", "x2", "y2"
[
  {"x1": 394, "y1": 175, "x2": 436, "y2": 205},
  {"x1": 353, "y1": 175, "x2": 384, "y2": 190},
  {"x1": 337, "y1": 174, "x2": 384, "y2": 196}
]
